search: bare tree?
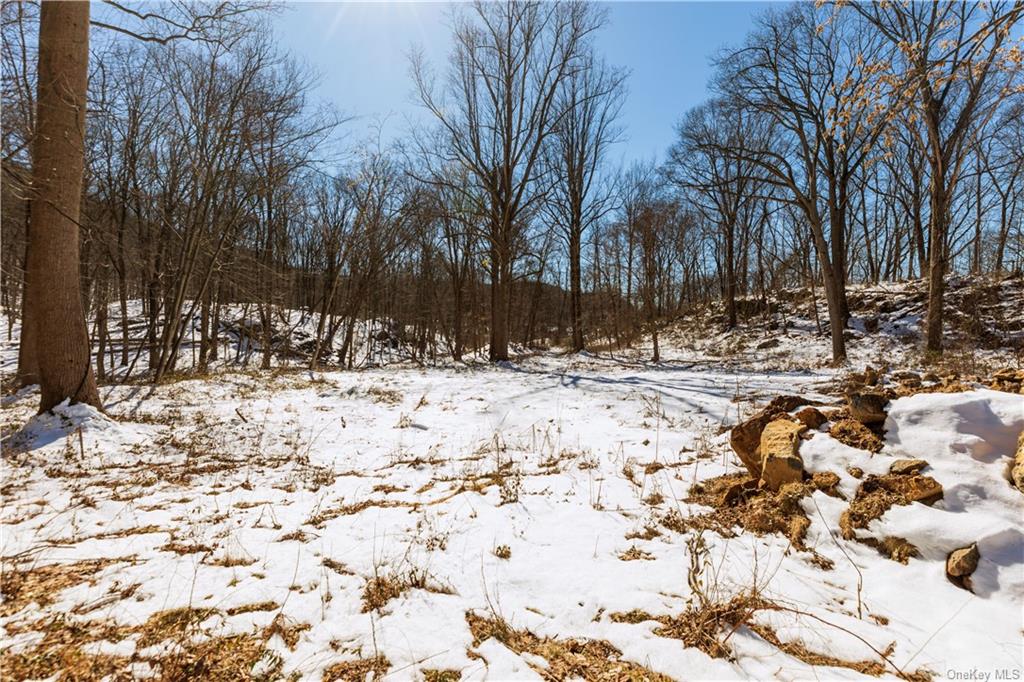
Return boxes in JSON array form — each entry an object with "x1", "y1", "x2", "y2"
[
  {"x1": 544, "y1": 51, "x2": 626, "y2": 351},
  {"x1": 850, "y1": 0, "x2": 1023, "y2": 354},
  {"x1": 412, "y1": 0, "x2": 603, "y2": 361}
]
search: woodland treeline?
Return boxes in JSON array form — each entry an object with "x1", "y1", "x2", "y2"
[{"x1": 1, "y1": 1, "x2": 1022, "y2": 411}]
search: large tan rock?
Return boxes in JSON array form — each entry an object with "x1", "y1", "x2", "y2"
[
  {"x1": 847, "y1": 391, "x2": 889, "y2": 425},
  {"x1": 729, "y1": 395, "x2": 807, "y2": 478},
  {"x1": 889, "y1": 458, "x2": 929, "y2": 475},
  {"x1": 759, "y1": 419, "x2": 806, "y2": 492},
  {"x1": 946, "y1": 543, "x2": 980, "y2": 577},
  {"x1": 902, "y1": 476, "x2": 944, "y2": 505},
  {"x1": 946, "y1": 543, "x2": 980, "y2": 591},
  {"x1": 1011, "y1": 431, "x2": 1024, "y2": 492}
]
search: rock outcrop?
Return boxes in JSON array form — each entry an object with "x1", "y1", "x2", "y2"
[
  {"x1": 1011, "y1": 431, "x2": 1024, "y2": 492},
  {"x1": 729, "y1": 395, "x2": 807, "y2": 478},
  {"x1": 759, "y1": 419, "x2": 806, "y2": 491}
]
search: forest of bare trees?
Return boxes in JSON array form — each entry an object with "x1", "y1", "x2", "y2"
[{"x1": 2, "y1": 0, "x2": 1022, "y2": 411}]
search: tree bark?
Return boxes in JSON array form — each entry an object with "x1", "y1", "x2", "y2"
[
  {"x1": 569, "y1": 229, "x2": 584, "y2": 351},
  {"x1": 25, "y1": 0, "x2": 100, "y2": 412},
  {"x1": 488, "y1": 231, "x2": 510, "y2": 362},
  {"x1": 16, "y1": 215, "x2": 40, "y2": 387}
]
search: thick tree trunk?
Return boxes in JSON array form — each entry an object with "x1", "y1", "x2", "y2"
[
  {"x1": 808, "y1": 215, "x2": 847, "y2": 365},
  {"x1": 25, "y1": 0, "x2": 100, "y2": 412},
  {"x1": 488, "y1": 235, "x2": 510, "y2": 362},
  {"x1": 569, "y1": 229, "x2": 584, "y2": 352}
]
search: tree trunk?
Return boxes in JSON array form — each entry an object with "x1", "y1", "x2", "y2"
[
  {"x1": 25, "y1": 0, "x2": 100, "y2": 412},
  {"x1": 569, "y1": 229, "x2": 584, "y2": 352},
  {"x1": 488, "y1": 234, "x2": 510, "y2": 362},
  {"x1": 16, "y1": 213, "x2": 40, "y2": 387},
  {"x1": 925, "y1": 183, "x2": 948, "y2": 354},
  {"x1": 96, "y1": 269, "x2": 109, "y2": 383},
  {"x1": 724, "y1": 221, "x2": 737, "y2": 329}
]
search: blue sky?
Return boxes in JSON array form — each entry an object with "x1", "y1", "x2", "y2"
[{"x1": 272, "y1": 1, "x2": 767, "y2": 165}]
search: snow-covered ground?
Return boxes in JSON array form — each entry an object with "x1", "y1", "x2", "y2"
[{"x1": 2, "y1": 345, "x2": 1022, "y2": 680}]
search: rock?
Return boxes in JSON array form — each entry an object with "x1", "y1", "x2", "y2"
[
  {"x1": 795, "y1": 407, "x2": 827, "y2": 429},
  {"x1": 759, "y1": 419, "x2": 806, "y2": 492},
  {"x1": 847, "y1": 466, "x2": 864, "y2": 479},
  {"x1": 946, "y1": 543, "x2": 980, "y2": 577},
  {"x1": 756, "y1": 338, "x2": 781, "y2": 350},
  {"x1": 1011, "y1": 431, "x2": 1024, "y2": 492},
  {"x1": 729, "y1": 395, "x2": 808, "y2": 478},
  {"x1": 889, "y1": 459, "x2": 929, "y2": 475},
  {"x1": 847, "y1": 391, "x2": 889, "y2": 425},
  {"x1": 730, "y1": 417, "x2": 770, "y2": 478},
  {"x1": 992, "y1": 367, "x2": 1024, "y2": 383},
  {"x1": 902, "y1": 475, "x2": 944, "y2": 505},
  {"x1": 946, "y1": 543, "x2": 980, "y2": 591}
]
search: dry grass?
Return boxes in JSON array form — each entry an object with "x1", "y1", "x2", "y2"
[
  {"x1": 361, "y1": 575, "x2": 406, "y2": 612},
  {"x1": 1, "y1": 558, "x2": 126, "y2": 617},
  {"x1": 225, "y1": 601, "x2": 279, "y2": 616},
  {"x1": 422, "y1": 669, "x2": 461, "y2": 682},
  {"x1": 466, "y1": 611, "x2": 674, "y2": 681},
  {"x1": 0, "y1": 606, "x2": 278, "y2": 682},
  {"x1": 159, "y1": 540, "x2": 214, "y2": 555},
  {"x1": 611, "y1": 599, "x2": 929, "y2": 681},
  {"x1": 360, "y1": 566, "x2": 453, "y2": 612},
  {"x1": 367, "y1": 385, "x2": 403, "y2": 405},
  {"x1": 619, "y1": 546, "x2": 655, "y2": 561},
  {"x1": 322, "y1": 654, "x2": 390, "y2": 681},
  {"x1": 263, "y1": 613, "x2": 310, "y2": 649}
]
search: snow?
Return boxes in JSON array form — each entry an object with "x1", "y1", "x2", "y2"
[{"x1": 2, "y1": 327, "x2": 1023, "y2": 678}]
